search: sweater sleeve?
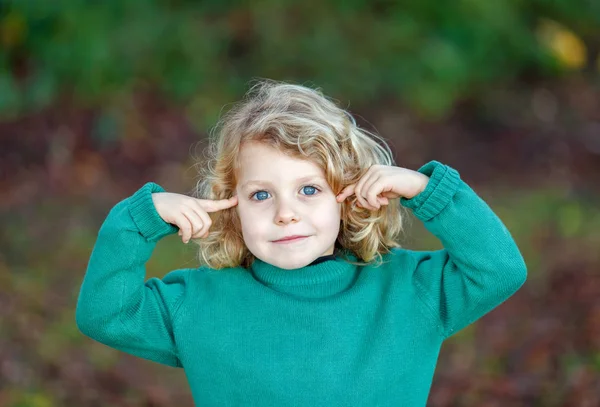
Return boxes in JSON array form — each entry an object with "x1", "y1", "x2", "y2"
[
  {"x1": 75, "y1": 182, "x2": 190, "y2": 367},
  {"x1": 400, "y1": 161, "x2": 527, "y2": 340}
]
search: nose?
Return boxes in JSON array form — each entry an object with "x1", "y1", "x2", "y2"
[{"x1": 273, "y1": 198, "x2": 300, "y2": 225}]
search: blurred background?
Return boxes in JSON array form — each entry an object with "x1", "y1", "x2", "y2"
[{"x1": 1, "y1": 1, "x2": 599, "y2": 406}]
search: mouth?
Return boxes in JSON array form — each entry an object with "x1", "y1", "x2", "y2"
[{"x1": 272, "y1": 235, "x2": 309, "y2": 244}]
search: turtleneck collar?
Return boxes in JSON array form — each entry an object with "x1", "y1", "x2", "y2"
[
  {"x1": 249, "y1": 248, "x2": 359, "y2": 299},
  {"x1": 308, "y1": 252, "x2": 337, "y2": 266}
]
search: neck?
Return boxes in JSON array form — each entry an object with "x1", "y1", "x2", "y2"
[{"x1": 308, "y1": 251, "x2": 337, "y2": 266}]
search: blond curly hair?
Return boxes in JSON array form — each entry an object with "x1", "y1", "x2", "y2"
[{"x1": 191, "y1": 79, "x2": 409, "y2": 269}]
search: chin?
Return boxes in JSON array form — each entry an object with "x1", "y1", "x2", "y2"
[
  {"x1": 272, "y1": 258, "x2": 312, "y2": 270},
  {"x1": 262, "y1": 253, "x2": 316, "y2": 270}
]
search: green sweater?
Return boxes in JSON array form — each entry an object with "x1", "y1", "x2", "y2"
[{"x1": 76, "y1": 161, "x2": 527, "y2": 406}]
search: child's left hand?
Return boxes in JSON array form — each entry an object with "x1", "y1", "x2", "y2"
[{"x1": 336, "y1": 165, "x2": 430, "y2": 211}]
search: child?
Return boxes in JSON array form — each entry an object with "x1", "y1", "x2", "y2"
[{"x1": 76, "y1": 79, "x2": 527, "y2": 406}]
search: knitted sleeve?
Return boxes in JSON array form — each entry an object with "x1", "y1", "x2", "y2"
[
  {"x1": 75, "y1": 182, "x2": 189, "y2": 367},
  {"x1": 400, "y1": 161, "x2": 527, "y2": 340}
]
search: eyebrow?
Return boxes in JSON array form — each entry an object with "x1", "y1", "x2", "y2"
[{"x1": 240, "y1": 175, "x2": 326, "y2": 190}]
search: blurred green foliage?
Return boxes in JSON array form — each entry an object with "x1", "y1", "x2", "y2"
[{"x1": 1, "y1": 0, "x2": 599, "y2": 123}]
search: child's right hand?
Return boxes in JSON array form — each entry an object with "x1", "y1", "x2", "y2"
[{"x1": 151, "y1": 192, "x2": 238, "y2": 243}]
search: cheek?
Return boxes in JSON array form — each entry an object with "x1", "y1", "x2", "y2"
[
  {"x1": 237, "y1": 203, "x2": 267, "y2": 235},
  {"x1": 314, "y1": 202, "x2": 342, "y2": 228}
]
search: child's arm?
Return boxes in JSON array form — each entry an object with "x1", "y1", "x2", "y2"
[
  {"x1": 400, "y1": 161, "x2": 527, "y2": 339},
  {"x1": 76, "y1": 182, "x2": 189, "y2": 367}
]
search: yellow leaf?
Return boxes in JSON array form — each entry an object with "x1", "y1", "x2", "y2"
[{"x1": 536, "y1": 18, "x2": 587, "y2": 70}]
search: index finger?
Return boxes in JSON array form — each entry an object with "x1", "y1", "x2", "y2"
[
  {"x1": 336, "y1": 184, "x2": 355, "y2": 202},
  {"x1": 198, "y1": 195, "x2": 238, "y2": 212}
]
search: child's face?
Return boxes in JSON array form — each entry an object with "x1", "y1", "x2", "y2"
[{"x1": 235, "y1": 141, "x2": 342, "y2": 270}]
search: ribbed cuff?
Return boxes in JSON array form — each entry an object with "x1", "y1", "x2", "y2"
[
  {"x1": 128, "y1": 182, "x2": 179, "y2": 242},
  {"x1": 400, "y1": 161, "x2": 461, "y2": 221}
]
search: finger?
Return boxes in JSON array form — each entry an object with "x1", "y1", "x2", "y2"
[
  {"x1": 336, "y1": 186, "x2": 348, "y2": 202},
  {"x1": 182, "y1": 208, "x2": 207, "y2": 241},
  {"x1": 361, "y1": 174, "x2": 379, "y2": 208},
  {"x1": 362, "y1": 174, "x2": 383, "y2": 209},
  {"x1": 354, "y1": 186, "x2": 370, "y2": 210},
  {"x1": 336, "y1": 184, "x2": 355, "y2": 202},
  {"x1": 197, "y1": 195, "x2": 238, "y2": 213},
  {"x1": 340, "y1": 186, "x2": 367, "y2": 209},
  {"x1": 355, "y1": 193, "x2": 371, "y2": 210},
  {"x1": 353, "y1": 168, "x2": 373, "y2": 209},
  {"x1": 190, "y1": 205, "x2": 213, "y2": 239},
  {"x1": 174, "y1": 213, "x2": 194, "y2": 243},
  {"x1": 355, "y1": 172, "x2": 377, "y2": 210},
  {"x1": 185, "y1": 202, "x2": 213, "y2": 239},
  {"x1": 181, "y1": 211, "x2": 201, "y2": 243}
]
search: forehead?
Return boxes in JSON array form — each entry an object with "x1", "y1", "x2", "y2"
[{"x1": 237, "y1": 142, "x2": 325, "y2": 186}]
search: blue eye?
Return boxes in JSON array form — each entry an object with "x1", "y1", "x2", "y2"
[
  {"x1": 302, "y1": 185, "x2": 317, "y2": 195},
  {"x1": 249, "y1": 185, "x2": 321, "y2": 201},
  {"x1": 254, "y1": 191, "x2": 270, "y2": 201}
]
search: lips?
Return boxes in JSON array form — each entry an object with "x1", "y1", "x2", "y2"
[{"x1": 273, "y1": 235, "x2": 308, "y2": 242}]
